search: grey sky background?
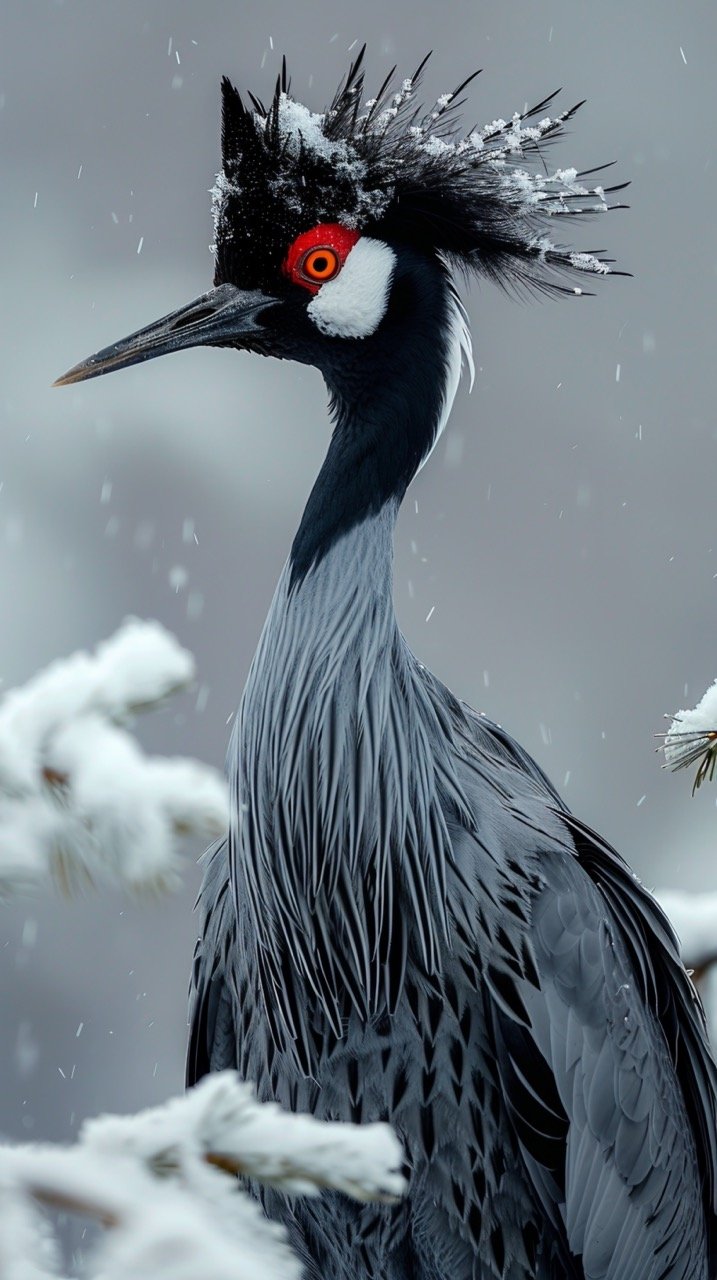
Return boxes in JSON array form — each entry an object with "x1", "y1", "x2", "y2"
[{"x1": 1, "y1": 0, "x2": 716, "y2": 1178}]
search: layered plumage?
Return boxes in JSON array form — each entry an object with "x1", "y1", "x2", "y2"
[
  {"x1": 188, "y1": 524, "x2": 717, "y2": 1278},
  {"x1": 55, "y1": 46, "x2": 717, "y2": 1280}
]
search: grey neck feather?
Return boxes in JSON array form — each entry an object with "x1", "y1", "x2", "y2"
[
  {"x1": 228, "y1": 286, "x2": 473, "y2": 1060},
  {"x1": 230, "y1": 500, "x2": 470, "y2": 1056}
]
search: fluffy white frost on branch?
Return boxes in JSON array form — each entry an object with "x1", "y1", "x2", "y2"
[
  {"x1": 661, "y1": 677, "x2": 717, "y2": 792},
  {"x1": 654, "y1": 891, "x2": 717, "y2": 975},
  {"x1": 653, "y1": 891, "x2": 717, "y2": 1045},
  {"x1": 657, "y1": 679, "x2": 717, "y2": 1028},
  {"x1": 0, "y1": 1072, "x2": 406, "y2": 1280},
  {"x1": 0, "y1": 620, "x2": 228, "y2": 897}
]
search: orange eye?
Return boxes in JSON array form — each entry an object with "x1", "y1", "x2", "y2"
[
  {"x1": 283, "y1": 224, "x2": 360, "y2": 293},
  {"x1": 299, "y1": 246, "x2": 341, "y2": 284}
]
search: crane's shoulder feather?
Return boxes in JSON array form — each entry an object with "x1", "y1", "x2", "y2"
[
  {"x1": 489, "y1": 847, "x2": 711, "y2": 1274},
  {"x1": 439, "y1": 690, "x2": 717, "y2": 1268}
]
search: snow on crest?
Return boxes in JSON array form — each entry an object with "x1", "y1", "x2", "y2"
[
  {"x1": 211, "y1": 80, "x2": 613, "y2": 282},
  {"x1": 406, "y1": 97, "x2": 613, "y2": 275},
  {"x1": 374, "y1": 75, "x2": 414, "y2": 130},
  {"x1": 568, "y1": 252, "x2": 611, "y2": 275},
  {"x1": 211, "y1": 92, "x2": 392, "y2": 251},
  {"x1": 0, "y1": 620, "x2": 228, "y2": 897},
  {"x1": 277, "y1": 96, "x2": 347, "y2": 162},
  {"x1": 274, "y1": 95, "x2": 389, "y2": 225},
  {"x1": 491, "y1": 164, "x2": 609, "y2": 219},
  {"x1": 210, "y1": 169, "x2": 234, "y2": 251}
]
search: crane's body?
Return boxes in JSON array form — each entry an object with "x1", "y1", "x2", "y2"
[
  {"x1": 57, "y1": 51, "x2": 717, "y2": 1280},
  {"x1": 189, "y1": 518, "x2": 711, "y2": 1279}
]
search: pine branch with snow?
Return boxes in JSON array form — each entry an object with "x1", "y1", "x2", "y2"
[
  {"x1": 656, "y1": 679, "x2": 717, "y2": 1027},
  {"x1": 653, "y1": 889, "x2": 717, "y2": 1046},
  {"x1": 0, "y1": 620, "x2": 228, "y2": 898},
  {"x1": 654, "y1": 891, "x2": 717, "y2": 976},
  {"x1": 660, "y1": 677, "x2": 717, "y2": 793},
  {"x1": 0, "y1": 1072, "x2": 406, "y2": 1280}
]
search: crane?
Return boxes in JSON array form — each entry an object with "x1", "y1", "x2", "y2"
[{"x1": 56, "y1": 50, "x2": 717, "y2": 1280}]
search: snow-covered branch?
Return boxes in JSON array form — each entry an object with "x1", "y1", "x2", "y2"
[
  {"x1": 655, "y1": 891, "x2": 717, "y2": 976},
  {"x1": 654, "y1": 891, "x2": 717, "y2": 1044},
  {"x1": 0, "y1": 1072, "x2": 406, "y2": 1280},
  {"x1": 661, "y1": 677, "x2": 717, "y2": 793},
  {"x1": 657, "y1": 679, "x2": 717, "y2": 1025},
  {"x1": 0, "y1": 620, "x2": 228, "y2": 898}
]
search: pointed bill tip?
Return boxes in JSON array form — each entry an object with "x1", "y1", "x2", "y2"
[
  {"x1": 53, "y1": 366, "x2": 89, "y2": 388},
  {"x1": 52, "y1": 349, "x2": 129, "y2": 387}
]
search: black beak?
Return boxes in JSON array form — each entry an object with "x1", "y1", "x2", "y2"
[{"x1": 53, "y1": 284, "x2": 277, "y2": 387}]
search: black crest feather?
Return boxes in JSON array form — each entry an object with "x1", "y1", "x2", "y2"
[{"x1": 212, "y1": 48, "x2": 627, "y2": 295}]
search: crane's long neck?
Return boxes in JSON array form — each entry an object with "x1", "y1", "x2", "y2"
[
  {"x1": 236, "y1": 497, "x2": 466, "y2": 1048},
  {"x1": 248, "y1": 263, "x2": 473, "y2": 725},
  {"x1": 233, "y1": 265, "x2": 472, "y2": 1054},
  {"x1": 289, "y1": 261, "x2": 471, "y2": 587}
]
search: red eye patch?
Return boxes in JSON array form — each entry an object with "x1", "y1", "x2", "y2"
[{"x1": 283, "y1": 223, "x2": 360, "y2": 294}]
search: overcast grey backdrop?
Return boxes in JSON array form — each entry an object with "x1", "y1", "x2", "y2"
[{"x1": 1, "y1": 0, "x2": 716, "y2": 1164}]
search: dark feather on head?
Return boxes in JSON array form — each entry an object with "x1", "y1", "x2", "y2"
[{"x1": 212, "y1": 48, "x2": 627, "y2": 295}]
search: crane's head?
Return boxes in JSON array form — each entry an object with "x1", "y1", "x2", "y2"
[{"x1": 55, "y1": 50, "x2": 625, "y2": 390}]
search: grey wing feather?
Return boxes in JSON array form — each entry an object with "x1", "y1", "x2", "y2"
[
  {"x1": 561, "y1": 813, "x2": 717, "y2": 1251},
  {"x1": 519, "y1": 854, "x2": 704, "y2": 1278},
  {"x1": 447, "y1": 699, "x2": 717, "y2": 1275},
  {"x1": 484, "y1": 816, "x2": 716, "y2": 1272},
  {"x1": 186, "y1": 837, "x2": 237, "y2": 1087}
]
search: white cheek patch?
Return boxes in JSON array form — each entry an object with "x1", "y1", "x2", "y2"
[{"x1": 307, "y1": 237, "x2": 396, "y2": 339}]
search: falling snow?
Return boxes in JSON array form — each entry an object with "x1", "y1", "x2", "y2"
[{"x1": 168, "y1": 565, "x2": 189, "y2": 593}]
